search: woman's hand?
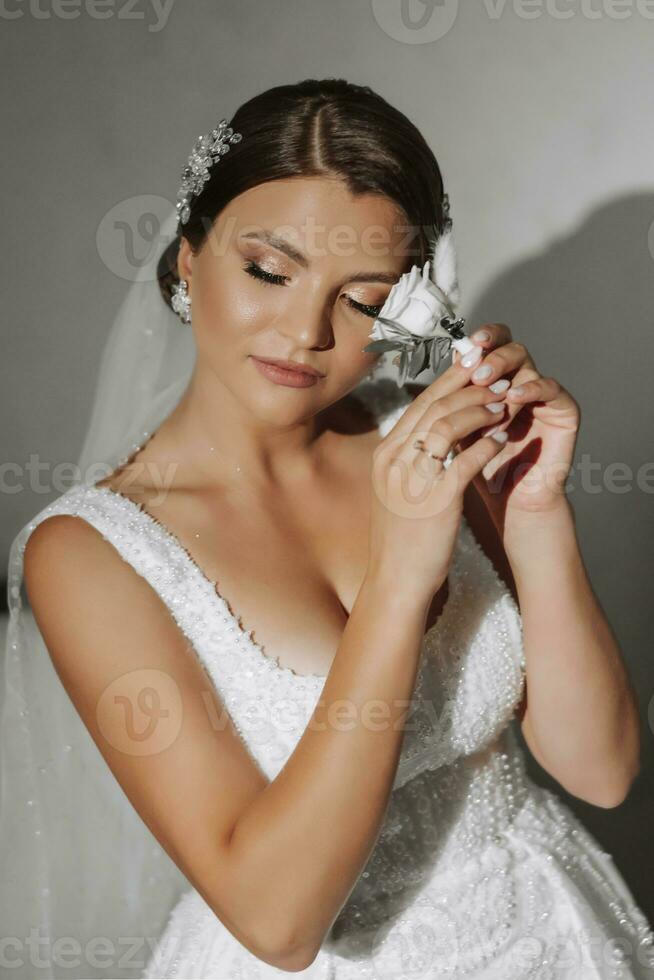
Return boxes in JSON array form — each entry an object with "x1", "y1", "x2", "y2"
[
  {"x1": 452, "y1": 324, "x2": 581, "y2": 536},
  {"x1": 367, "y1": 365, "x2": 510, "y2": 608}
]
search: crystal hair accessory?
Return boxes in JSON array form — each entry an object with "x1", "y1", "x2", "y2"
[
  {"x1": 363, "y1": 194, "x2": 476, "y2": 386},
  {"x1": 176, "y1": 118, "x2": 242, "y2": 226},
  {"x1": 171, "y1": 278, "x2": 192, "y2": 324}
]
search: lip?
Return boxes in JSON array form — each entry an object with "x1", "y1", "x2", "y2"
[
  {"x1": 253, "y1": 356, "x2": 324, "y2": 378},
  {"x1": 250, "y1": 356, "x2": 324, "y2": 388}
]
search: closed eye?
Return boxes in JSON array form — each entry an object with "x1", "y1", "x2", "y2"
[
  {"x1": 344, "y1": 297, "x2": 383, "y2": 319},
  {"x1": 242, "y1": 259, "x2": 383, "y2": 319},
  {"x1": 242, "y1": 259, "x2": 288, "y2": 287}
]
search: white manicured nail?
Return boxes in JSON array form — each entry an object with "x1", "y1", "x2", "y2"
[
  {"x1": 486, "y1": 401, "x2": 505, "y2": 414},
  {"x1": 461, "y1": 346, "x2": 483, "y2": 368},
  {"x1": 489, "y1": 379, "x2": 510, "y2": 394}
]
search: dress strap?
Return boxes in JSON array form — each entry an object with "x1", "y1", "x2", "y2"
[{"x1": 11, "y1": 483, "x2": 181, "y2": 619}]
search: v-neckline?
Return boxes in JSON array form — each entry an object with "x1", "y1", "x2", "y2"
[{"x1": 81, "y1": 383, "x2": 459, "y2": 682}]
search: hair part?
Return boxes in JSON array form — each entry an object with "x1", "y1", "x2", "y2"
[{"x1": 157, "y1": 77, "x2": 448, "y2": 310}]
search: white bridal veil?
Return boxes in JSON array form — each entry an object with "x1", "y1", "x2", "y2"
[{"x1": 0, "y1": 204, "x2": 198, "y2": 980}]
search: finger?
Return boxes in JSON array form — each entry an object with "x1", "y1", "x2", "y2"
[
  {"x1": 398, "y1": 401, "x2": 510, "y2": 470},
  {"x1": 386, "y1": 353, "x2": 489, "y2": 441},
  {"x1": 479, "y1": 375, "x2": 575, "y2": 438},
  {"x1": 451, "y1": 322, "x2": 512, "y2": 366},
  {"x1": 468, "y1": 342, "x2": 535, "y2": 388},
  {"x1": 449, "y1": 430, "x2": 509, "y2": 484},
  {"x1": 416, "y1": 382, "x2": 508, "y2": 426},
  {"x1": 480, "y1": 377, "x2": 580, "y2": 434},
  {"x1": 505, "y1": 376, "x2": 564, "y2": 405},
  {"x1": 467, "y1": 322, "x2": 513, "y2": 352}
]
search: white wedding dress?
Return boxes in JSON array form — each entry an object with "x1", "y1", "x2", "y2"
[{"x1": 23, "y1": 381, "x2": 654, "y2": 980}]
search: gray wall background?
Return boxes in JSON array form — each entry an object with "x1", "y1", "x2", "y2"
[{"x1": 2, "y1": 0, "x2": 653, "y2": 932}]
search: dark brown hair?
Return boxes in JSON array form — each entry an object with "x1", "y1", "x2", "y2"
[{"x1": 157, "y1": 77, "x2": 449, "y2": 309}]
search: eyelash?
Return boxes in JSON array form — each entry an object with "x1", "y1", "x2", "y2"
[{"x1": 242, "y1": 259, "x2": 383, "y2": 319}]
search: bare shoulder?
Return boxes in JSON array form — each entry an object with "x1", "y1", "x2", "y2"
[
  {"x1": 22, "y1": 512, "x2": 176, "y2": 672},
  {"x1": 23, "y1": 510, "x2": 146, "y2": 602},
  {"x1": 23, "y1": 512, "x2": 112, "y2": 599}
]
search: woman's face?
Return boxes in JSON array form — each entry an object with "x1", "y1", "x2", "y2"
[{"x1": 177, "y1": 176, "x2": 416, "y2": 421}]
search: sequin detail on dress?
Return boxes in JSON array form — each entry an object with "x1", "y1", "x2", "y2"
[{"x1": 19, "y1": 379, "x2": 654, "y2": 979}]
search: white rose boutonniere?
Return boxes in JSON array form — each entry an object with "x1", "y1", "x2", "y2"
[{"x1": 363, "y1": 224, "x2": 476, "y2": 386}]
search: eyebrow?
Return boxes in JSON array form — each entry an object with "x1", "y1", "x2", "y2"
[{"x1": 240, "y1": 229, "x2": 401, "y2": 287}]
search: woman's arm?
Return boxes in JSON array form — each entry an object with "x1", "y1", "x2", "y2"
[
  {"x1": 225, "y1": 569, "x2": 430, "y2": 966},
  {"x1": 23, "y1": 514, "x2": 434, "y2": 972},
  {"x1": 463, "y1": 486, "x2": 641, "y2": 809}
]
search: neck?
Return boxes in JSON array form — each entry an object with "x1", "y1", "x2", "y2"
[{"x1": 143, "y1": 361, "x2": 335, "y2": 495}]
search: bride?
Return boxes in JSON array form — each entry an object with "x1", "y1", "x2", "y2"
[{"x1": 3, "y1": 77, "x2": 654, "y2": 979}]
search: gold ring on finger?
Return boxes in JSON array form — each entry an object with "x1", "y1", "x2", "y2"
[{"x1": 412, "y1": 437, "x2": 448, "y2": 463}]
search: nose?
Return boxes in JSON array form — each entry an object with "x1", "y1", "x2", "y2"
[{"x1": 274, "y1": 282, "x2": 334, "y2": 352}]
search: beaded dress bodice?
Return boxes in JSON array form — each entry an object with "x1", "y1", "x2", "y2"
[{"x1": 24, "y1": 380, "x2": 654, "y2": 979}]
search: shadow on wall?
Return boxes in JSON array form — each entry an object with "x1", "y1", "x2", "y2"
[{"x1": 447, "y1": 191, "x2": 654, "y2": 923}]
